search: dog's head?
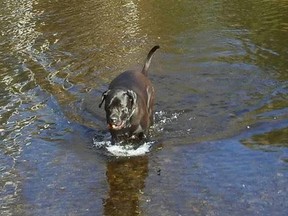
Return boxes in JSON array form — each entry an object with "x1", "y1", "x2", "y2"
[{"x1": 99, "y1": 89, "x2": 137, "y2": 130}]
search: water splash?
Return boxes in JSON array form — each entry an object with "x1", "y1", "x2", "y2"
[
  {"x1": 105, "y1": 142, "x2": 153, "y2": 157},
  {"x1": 93, "y1": 133, "x2": 153, "y2": 157},
  {"x1": 152, "y1": 110, "x2": 183, "y2": 132}
]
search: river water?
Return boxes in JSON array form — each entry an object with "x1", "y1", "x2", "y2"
[{"x1": 1, "y1": 0, "x2": 288, "y2": 215}]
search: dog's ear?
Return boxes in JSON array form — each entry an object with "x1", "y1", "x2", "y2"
[
  {"x1": 99, "y1": 90, "x2": 110, "y2": 108},
  {"x1": 126, "y1": 90, "x2": 137, "y2": 108}
]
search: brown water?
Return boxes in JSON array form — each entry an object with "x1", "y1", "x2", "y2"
[{"x1": 1, "y1": 0, "x2": 288, "y2": 215}]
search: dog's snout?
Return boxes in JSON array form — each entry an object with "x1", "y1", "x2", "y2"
[
  {"x1": 110, "y1": 116, "x2": 118, "y2": 124},
  {"x1": 109, "y1": 113, "x2": 121, "y2": 124},
  {"x1": 108, "y1": 114, "x2": 124, "y2": 130}
]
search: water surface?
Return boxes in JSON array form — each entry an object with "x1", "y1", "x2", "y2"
[{"x1": 1, "y1": 0, "x2": 288, "y2": 215}]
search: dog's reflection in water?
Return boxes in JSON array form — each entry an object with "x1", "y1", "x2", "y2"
[{"x1": 103, "y1": 156, "x2": 148, "y2": 216}]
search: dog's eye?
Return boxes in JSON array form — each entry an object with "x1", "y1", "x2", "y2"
[{"x1": 121, "y1": 107, "x2": 128, "y2": 113}]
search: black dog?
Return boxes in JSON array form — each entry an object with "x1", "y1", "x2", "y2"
[{"x1": 99, "y1": 45, "x2": 160, "y2": 142}]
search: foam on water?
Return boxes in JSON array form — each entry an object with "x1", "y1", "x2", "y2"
[
  {"x1": 93, "y1": 136, "x2": 153, "y2": 157},
  {"x1": 106, "y1": 142, "x2": 153, "y2": 157}
]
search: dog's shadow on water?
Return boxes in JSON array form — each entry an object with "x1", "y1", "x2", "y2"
[{"x1": 103, "y1": 155, "x2": 149, "y2": 215}]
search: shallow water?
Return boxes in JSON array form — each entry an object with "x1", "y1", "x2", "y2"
[{"x1": 1, "y1": 0, "x2": 288, "y2": 215}]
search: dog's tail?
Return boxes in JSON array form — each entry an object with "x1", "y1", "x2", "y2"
[{"x1": 141, "y1": 45, "x2": 160, "y2": 76}]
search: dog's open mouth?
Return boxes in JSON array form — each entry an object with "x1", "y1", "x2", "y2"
[{"x1": 108, "y1": 121, "x2": 125, "y2": 130}]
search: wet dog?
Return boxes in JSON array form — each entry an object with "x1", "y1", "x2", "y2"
[{"x1": 99, "y1": 45, "x2": 160, "y2": 142}]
